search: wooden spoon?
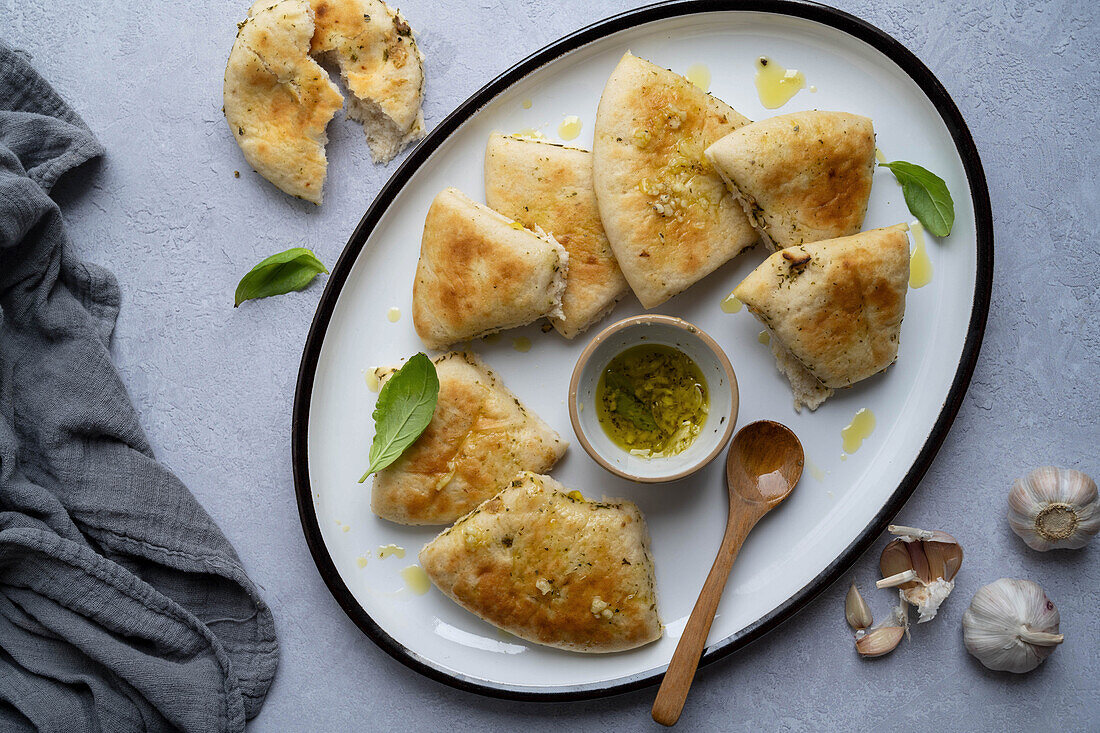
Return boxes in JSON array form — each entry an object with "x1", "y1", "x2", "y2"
[{"x1": 652, "y1": 420, "x2": 804, "y2": 726}]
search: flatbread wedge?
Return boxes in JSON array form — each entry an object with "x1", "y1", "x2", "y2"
[
  {"x1": 734, "y1": 224, "x2": 910, "y2": 411},
  {"x1": 371, "y1": 353, "x2": 567, "y2": 525},
  {"x1": 484, "y1": 133, "x2": 630, "y2": 338},
  {"x1": 419, "y1": 472, "x2": 662, "y2": 653},
  {"x1": 706, "y1": 111, "x2": 876, "y2": 250},
  {"x1": 309, "y1": 0, "x2": 425, "y2": 163},
  {"x1": 224, "y1": 0, "x2": 344, "y2": 204},
  {"x1": 592, "y1": 52, "x2": 758, "y2": 308},
  {"x1": 412, "y1": 187, "x2": 569, "y2": 350}
]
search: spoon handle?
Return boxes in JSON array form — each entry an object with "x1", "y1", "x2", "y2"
[{"x1": 652, "y1": 503, "x2": 760, "y2": 726}]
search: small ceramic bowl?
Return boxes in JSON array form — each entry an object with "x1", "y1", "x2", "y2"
[{"x1": 568, "y1": 315, "x2": 738, "y2": 483}]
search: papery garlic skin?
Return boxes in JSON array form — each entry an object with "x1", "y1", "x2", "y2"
[
  {"x1": 1008, "y1": 467, "x2": 1099, "y2": 551},
  {"x1": 962, "y1": 578, "x2": 1063, "y2": 674},
  {"x1": 907, "y1": 578, "x2": 955, "y2": 623}
]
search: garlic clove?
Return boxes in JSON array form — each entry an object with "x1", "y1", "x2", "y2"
[
  {"x1": 1007, "y1": 467, "x2": 1099, "y2": 551},
  {"x1": 923, "y1": 537, "x2": 964, "y2": 583},
  {"x1": 879, "y1": 541, "x2": 920, "y2": 589},
  {"x1": 845, "y1": 583, "x2": 873, "y2": 630},
  {"x1": 962, "y1": 578, "x2": 1063, "y2": 673},
  {"x1": 855, "y1": 626, "x2": 904, "y2": 658}
]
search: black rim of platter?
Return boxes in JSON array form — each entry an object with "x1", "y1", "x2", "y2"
[{"x1": 291, "y1": 0, "x2": 994, "y2": 701}]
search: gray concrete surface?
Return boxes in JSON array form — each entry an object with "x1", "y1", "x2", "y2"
[{"x1": 7, "y1": 0, "x2": 1099, "y2": 730}]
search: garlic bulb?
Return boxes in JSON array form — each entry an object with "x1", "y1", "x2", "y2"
[
  {"x1": 877, "y1": 525, "x2": 963, "y2": 622},
  {"x1": 1007, "y1": 467, "x2": 1099, "y2": 551},
  {"x1": 962, "y1": 578, "x2": 1063, "y2": 673}
]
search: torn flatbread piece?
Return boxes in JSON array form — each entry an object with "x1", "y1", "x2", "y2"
[
  {"x1": 419, "y1": 472, "x2": 662, "y2": 653},
  {"x1": 734, "y1": 224, "x2": 910, "y2": 411},
  {"x1": 309, "y1": 0, "x2": 425, "y2": 162},
  {"x1": 706, "y1": 111, "x2": 876, "y2": 250},
  {"x1": 484, "y1": 133, "x2": 630, "y2": 338},
  {"x1": 592, "y1": 52, "x2": 758, "y2": 308},
  {"x1": 412, "y1": 187, "x2": 568, "y2": 350},
  {"x1": 224, "y1": 0, "x2": 344, "y2": 203},
  {"x1": 371, "y1": 353, "x2": 566, "y2": 525}
]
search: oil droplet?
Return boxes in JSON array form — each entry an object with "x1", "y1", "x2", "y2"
[
  {"x1": 840, "y1": 454, "x2": 848, "y2": 462},
  {"x1": 757, "y1": 330, "x2": 771, "y2": 345},
  {"x1": 807, "y1": 458, "x2": 825, "y2": 481},
  {"x1": 875, "y1": 147, "x2": 887, "y2": 164},
  {"x1": 558, "y1": 115, "x2": 582, "y2": 141},
  {"x1": 401, "y1": 565, "x2": 431, "y2": 595},
  {"x1": 754, "y1": 56, "x2": 806, "y2": 109},
  {"x1": 356, "y1": 556, "x2": 368, "y2": 568},
  {"x1": 341, "y1": 525, "x2": 350, "y2": 533},
  {"x1": 809, "y1": 85, "x2": 818, "y2": 93},
  {"x1": 482, "y1": 332, "x2": 500, "y2": 344},
  {"x1": 521, "y1": 98, "x2": 532, "y2": 109},
  {"x1": 515, "y1": 127, "x2": 545, "y2": 139},
  {"x1": 841, "y1": 408, "x2": 876, "y2": 454},
  {"x1": 909, "y1": 220, "x2": 933, "y2": 289},
  {"x1": 377, "y1": 544, "x2": 406, "y2": 559},
  {"x1": 365, "y1": 370, "x2": 380, "y2": 392},
  {"x1": 720, "y1": 293, "x2": 742, "y2": 313},
  {"x1": 512, "y1": 336, "x2": 532, "y2": 352},
  {"x1": 685, "y1": 63, "x2": 711, "y2": 91},
  {"x1": 387, "y1": 307, "x2": 401, "y2": 323}
]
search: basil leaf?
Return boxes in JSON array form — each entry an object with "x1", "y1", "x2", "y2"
[
  {"x1": 604, "y1": 372, "x2": 658, "y2": 432},
  {"x1": 234, "y1": 247, "x2": 328, "y2": 307},
  {"x1": 358, "y1": 353, "x2": 439, "y2": 482},
  {"x1": 879, "y1": 161, "x2": 955, "y2": 237}
]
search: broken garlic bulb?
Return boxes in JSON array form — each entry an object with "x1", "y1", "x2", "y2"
[
  {"x1": 962, "y1": 578, "x2": 1063, "y2": 673},
  {"x1": 877, "y1": 525, "x2": 962, "y2": 623},
  {"x1": 1007, "y1": 467, "x2": 1099, "y2": 551}
]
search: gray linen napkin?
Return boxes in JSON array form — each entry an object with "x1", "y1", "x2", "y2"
[{"x1": 0, "y1": 44, "x2": 278, "y2": 732}]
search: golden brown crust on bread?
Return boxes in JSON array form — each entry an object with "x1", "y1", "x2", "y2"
[
  {"x1": 484, "y1": 133, "x2": 630, "y2": 338},
  {"x1": 371, "y1": 353, "x2": 566, "y2": 525},
  {"x1": 224, "y1": 0, "x2": 344, "y2": 204},
  {"x1": 412, "y1": 187, "x2": 568, "y2": 351},
  {"x1": 591, "y1": 52, "x2": 758, "y2": 308},
  {"x1": 734, "y1": 224, "x2": 910, "y2": 404},
  {"x1": 705, "y1": 111, "x2": 876, "y2": 250},
  {"x1": 419, "y1": 472, "x2": 662, "y2": 653}
]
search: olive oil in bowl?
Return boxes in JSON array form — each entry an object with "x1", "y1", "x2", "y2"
[
  {"x1": 568, "y1": 314, "x2": 738, "y2": 483},
  {"x1": 595, "y1": 345, "x2": 709, "y2": 458}
]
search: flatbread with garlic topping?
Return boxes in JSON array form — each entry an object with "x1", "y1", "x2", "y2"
[
  {"x1": 706, "y1": 111, "x2": 876, "y2": 250},
  {"x1": 372, "y1": 353, "x2": 566, "y2": 525},
  {"x1": 734, "y1": 224, "x2": 910, "y2": 411},
  {"x1": 592, "y1": 52, "x2": 758, "y2": 308},
  {"x1": 224, "y1": 0, "x2": 344, "y2": 204},
  {"x1": 484, "y1": 133, "x2": 630, "y2": 338},
  {"x1": 412, "y1": 187, "x2": 569, "y2": 350},
  {"x1": 309, "y1": 0, "x2": 425, "y2": 163},
  {"x1": 419, "y1": 472, "x2": 662, "y2": 653}
]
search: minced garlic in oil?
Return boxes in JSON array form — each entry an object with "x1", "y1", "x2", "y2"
[{"x1": 595, "y1": 344, "x2": 708, "y2": 457}]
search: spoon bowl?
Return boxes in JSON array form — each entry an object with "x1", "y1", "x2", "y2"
[
  {"x1": 652, "y1": 420, "x2": 804, "y2": 726},
  {"x1": 726, "y1": 419, "x2": 804, "y2": 505}
]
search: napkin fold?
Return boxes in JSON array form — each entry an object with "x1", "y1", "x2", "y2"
[{"x1": 0, "y1": 43, "x2": 278, "y2": 732}]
